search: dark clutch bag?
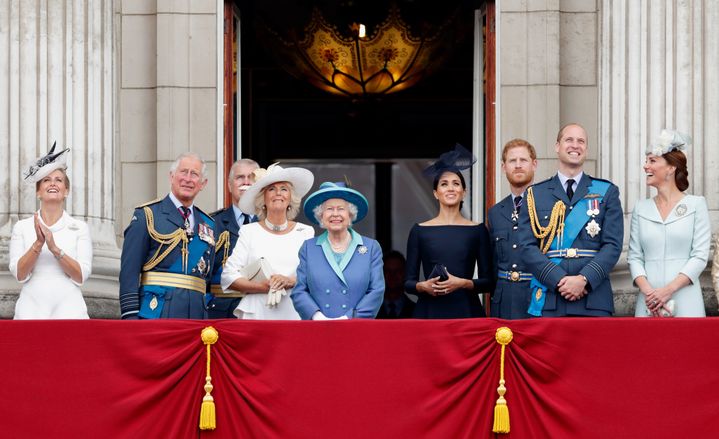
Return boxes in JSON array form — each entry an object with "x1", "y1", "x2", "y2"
[{"x1": 429, "y1": 264, "x2": 449, "y2": 281}]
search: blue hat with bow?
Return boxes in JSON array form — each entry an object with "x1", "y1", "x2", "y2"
[{"x1": 303, "y1": 182, "x2": 369, "y2": 225}]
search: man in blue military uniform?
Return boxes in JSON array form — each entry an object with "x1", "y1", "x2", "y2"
[
  {"x1": 206, "y1": 158, "x2": 259, "y2": 318},
  {"x1": 119, "y1": 152, "x2": 216, "y2": 319},
  {"x1": 488, "y1": 138, "x2": 538, "y2": 319},
  {"x1": 518, "y1": 123, "x2": 623, "y2": 317}
]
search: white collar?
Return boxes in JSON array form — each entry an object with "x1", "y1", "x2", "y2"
[
  {"x1": 169, "y1": 192, "x2": 193, "y2": 214},
  {"x1": 557, "y1": 171, "x2": 584, "y2": 189}
]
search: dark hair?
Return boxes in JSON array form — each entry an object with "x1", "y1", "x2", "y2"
[
  {"x1": 432, "y1": 170, "x2": 466, "y2": 190},
  {"x1": 433, "y1": 170, "x2": 466, "y2": 210},
  {"x1": 663, "y1": 149, "x2": 689, "y2": 191}
]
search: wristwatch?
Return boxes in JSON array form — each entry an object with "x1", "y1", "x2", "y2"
[
  {"x1": 54, "y1": 249, "x2": 65, "y2": 260},
  {"x1": 580, "y1": 274, "x2": 588, "y2": 284}
]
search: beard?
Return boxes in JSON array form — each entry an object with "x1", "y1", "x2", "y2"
[{"x1": 507, "y1": 171, "x2": 534, "y2": 187}]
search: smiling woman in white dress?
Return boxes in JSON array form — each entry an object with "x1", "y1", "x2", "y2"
[
  {"x1": 221, "y1": 164, "x2": 314, "y2": 319},
  {"x1": 628, "y1": 130, "x2": 710, "y2": 317},
  {"x1": 9, "y1": 144, "x2": 92, "y2": 319}
]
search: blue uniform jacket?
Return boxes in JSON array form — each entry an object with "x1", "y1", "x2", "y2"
[
  {"x1": 119, "y1": 195, "x2": 216, "y2": 319},
  {"x1": 487, "y1": 194, "x2": 533, "y2": 319},
  {"x1": 291, "y1": 230, "x2": 385, "y2": 319},
  {"x1": 518, "y1": 174, "x2": 623, "y2": 316},
  {"x1": 206, "y1": 207, "x2": 245, "y2": 318}
]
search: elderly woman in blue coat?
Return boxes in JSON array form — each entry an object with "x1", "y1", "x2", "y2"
[{"x1": 291, "y1": 182, "x2": 384, "y2": 320}]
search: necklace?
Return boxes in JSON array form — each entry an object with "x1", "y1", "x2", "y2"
[{"x1": 265, "y1": 218, "x2": 288, "y2": 232}]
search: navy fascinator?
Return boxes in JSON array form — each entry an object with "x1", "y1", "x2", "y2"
[{"x1": 422, "y1": 144, "x2": 477, "y2": 178}]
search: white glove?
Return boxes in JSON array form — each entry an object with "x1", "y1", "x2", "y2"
[
  {"x1": 266, "y1": 288, "x2": 288, "y2": 307},
  {"x1": 312, "y1": 311, "x2": 330, "y2": 320}
]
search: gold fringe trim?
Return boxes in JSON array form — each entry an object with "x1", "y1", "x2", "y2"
[
  {"x1": 214, "y1": 230, "x2": 231, "y2": 266},
  {"x1": 526, "y1": 186, "x2": 566, "y2": 253},
  {"x1": 141, "y1": 206, "x2": 189, "y2": 272},
  {"x1": 199, "y1": 326, "x2": 219, "y2": 430},
  {"x1": 492, "y1": 327, "x2": 514, "y2": 434}
]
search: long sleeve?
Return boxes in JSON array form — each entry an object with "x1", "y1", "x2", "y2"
[
  {"x1": 578, "y1": 184, "x2": 624, "y2": 290},
  {"x1": 119, "y1": 208, "x2": 149, "y2": 319},
  {"x1": 679, "y1": 196, "x2": 711, "y2": 283},
  {"x1": 404, "y1": 224, "x2": 422, "y2": 295},
  {"x1": 289, "y1": 241, "x2": 319, "y2": 320},
  {"x1": 349, "y1": 240, "x2": 385, "y2": 318},
  {"x1": 472, "y1": 224, "x2": 495, "y2": 293},
  {"x1": 627, "y1": 204, "x2": 647, "y2": 281}
]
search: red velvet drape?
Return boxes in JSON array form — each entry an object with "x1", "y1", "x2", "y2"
[{"x1": 2, "y1": 318, "x2": 718, "y2": 438}]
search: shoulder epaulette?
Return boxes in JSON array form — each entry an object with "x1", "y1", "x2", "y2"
[
  {"x1": 533, "y1": 176, "x2": 553, "y2": 186},
  {"x1": 209, "y1": 208, "x2": 225, "y2": 218},
  {"x1": 588, "y1": 175, "x2": 613, "y2": 184},
  {"x1": 135, "y1": 198, "x2": 162, "y2": 209}
]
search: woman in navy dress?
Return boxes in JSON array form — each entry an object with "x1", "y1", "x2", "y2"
[{"x1": 405, "y1": 145, "x2": 494, "y2": 318}]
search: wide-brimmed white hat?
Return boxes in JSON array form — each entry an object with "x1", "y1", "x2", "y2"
[
  {"x1": 239, "y1": 163, "x2": 314, "y2": 214},
  {"x1": 24, "y1": 141, "x2": 70, "y2": 183}
]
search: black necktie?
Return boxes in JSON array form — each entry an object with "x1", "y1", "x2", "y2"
[
  {"x1": 566, "y1": 179, "x2": 575, "y2": 201},
  {"x1": 242, "y1": 214, "x2": 251, "y2": 225}
]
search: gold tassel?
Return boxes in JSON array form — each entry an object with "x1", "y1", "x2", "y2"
[
  {"x1": 199, "y1": 326, "x2": 219, "y2": 430},
  {"x1": 492, "y1": 327, "x2": 514, "y2": 434}
]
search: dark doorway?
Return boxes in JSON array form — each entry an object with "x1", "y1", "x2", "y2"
[{"x1": 223, "y1": 0, "x2": 494, "y2": 253}]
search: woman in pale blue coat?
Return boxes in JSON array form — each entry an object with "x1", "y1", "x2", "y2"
[
  {"x1": 291, "y1": 182, "x2": 384, "y2": 319},
  {"x1": 628, "y1": 130, "x2": 710, "y2": 317}
]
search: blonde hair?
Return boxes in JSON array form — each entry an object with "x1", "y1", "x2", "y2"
[{"x1": 254, "y1": 182, "x2": 302, "y2": 221}]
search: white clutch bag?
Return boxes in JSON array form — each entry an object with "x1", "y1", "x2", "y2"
[{"x1": 241, "y1": 257, "x2": 273, "y2": 282}]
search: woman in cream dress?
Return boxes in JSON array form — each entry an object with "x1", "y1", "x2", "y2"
[
  {"x1": 9, "y1": 145, "x2": 92, "y2": 319},
  {"x1": 221, "y1": 164, "x2": 314, "y2": 319},
  {"x1": 628, "y1": 130, "x2": 710, "y2": 317}
]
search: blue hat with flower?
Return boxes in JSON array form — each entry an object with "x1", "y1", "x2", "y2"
[
  {"x1": 303, "y1": 182, "x2": 369, "y2": 225},
  {"x1": 647, "y1": 129, "x2": 692, "y2": 156}
]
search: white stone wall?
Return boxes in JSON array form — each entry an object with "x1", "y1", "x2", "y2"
[
  {"x1": 117, "y1": 0, "x2": 220, "y2": 235},
  {"x1": 599, "y1": 0, "x2": 719, "y2": 313},
  {"x1": 498, "y1": 0, "x2": 599, "y2": 187},
  {"x1": 0, "y1": 0, "x2": 119, "y2": 318}
]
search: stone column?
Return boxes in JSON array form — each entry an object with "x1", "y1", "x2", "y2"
[
  {"x1": 0, "y1": 0, "x2": 119, "y2": 318},
  {"x1": 599, "y1": 0, "x2": 719, "y2": 314}
]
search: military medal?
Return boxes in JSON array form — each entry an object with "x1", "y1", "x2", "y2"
[
  {"x1": 675, "y1": 203, "x2": 687, "y2": 216},
  {"x1": 586, "y1": 199, "x2": 600, "y2": 217},
  {"x1": 585, "y1": 219, "x2": 601, "y2": 238},
  {"x1": 198, "y1": 223, "x2": 215, "y2": 246},
  {"x1": 184, "y1": 218, "x2": 193, "y2": 237},
  {"x1": 197, "y1": 257, "x2": 207, "y2": 274}
]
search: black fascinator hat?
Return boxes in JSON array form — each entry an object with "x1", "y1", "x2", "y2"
[{"x1": 422, "y1": 144, "x2": 477, "y2": 179}]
